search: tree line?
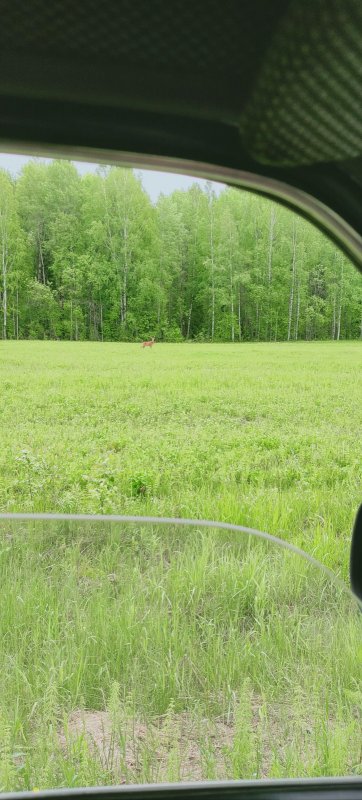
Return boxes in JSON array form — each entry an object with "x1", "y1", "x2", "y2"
[{"x1": 0, "y1": 160, "x2": 361, "y2": 342}]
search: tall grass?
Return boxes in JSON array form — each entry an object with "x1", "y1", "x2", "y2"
[
  {"x1": 0, "y1": 519, "x2": 360, "y2": 789},
  {"x1": 0, "y1": 341, "x2": 360, "y2": 575},
  {"x1": 0, "y1": 341, "x2": 361, "y2": 788}
]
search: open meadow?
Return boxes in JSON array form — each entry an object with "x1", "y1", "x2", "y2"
[
  {"x1": 1, "y1": 341, "x2": 361, "y2": 568},
  {"x1": 0, "y1": 341, "x2": 361, "y2": 788}
]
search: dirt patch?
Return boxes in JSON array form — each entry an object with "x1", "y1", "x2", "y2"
[
  {"x1": 58, "y1": 699, "x2": 338, "y2": 782},
  {"x1": 59, "y1": 709, "x2": 236, "y2": 781}
]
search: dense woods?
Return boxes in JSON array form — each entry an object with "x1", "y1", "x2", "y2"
[{"x1": 0, "y1": 160, "x2": 361, "y2": 342}]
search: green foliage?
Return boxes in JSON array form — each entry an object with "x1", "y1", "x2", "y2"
[
  {"x1": 0, "y1": 518, "x2": 360, "y2": 788},
  {"x1": 0, "y1": 341, "x2": 361, "y2": 570},
  {"x1": 0, "y1": 161, "x2": 361, "y2": 342},
  {"x1": 0, "y1": 341, "x2": 361, "y2": 787}
]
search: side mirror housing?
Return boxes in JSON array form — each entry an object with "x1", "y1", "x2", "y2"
[{"x1": 350, "y1": 504, "x2": 362, "y2": 601}]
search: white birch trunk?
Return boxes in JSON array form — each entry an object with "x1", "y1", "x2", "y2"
[
  {"x1": 267, "y1": 207, "x2": 275, "y2": 285},
  {"x1": 287, "y1": 221, "x2": 297, "y2": 341},
  {"x1": 336, "y1": 258, "x2": 344, "y2": 340},
  {"x1": 294, "y1": 282, "x2": 300, "y2": 340},
  {"x1": 186, "y1": 301, "x2": 193, "y2": 339},
  {"x1": 1, "y1": 226, "x2": 7, "y2": 340}
]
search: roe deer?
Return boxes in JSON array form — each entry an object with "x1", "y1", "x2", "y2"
[{"x1": 142, "y1": 337, "x2": 155, "y2": 348}]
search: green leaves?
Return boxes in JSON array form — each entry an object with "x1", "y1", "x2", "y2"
[{"x1": 1, "y1": 161, "x2": 361, "y2": 342}]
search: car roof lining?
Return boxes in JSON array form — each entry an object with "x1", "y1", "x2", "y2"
[{"x1": 0, "y1": 0, "x2": 361, "y2": 262}]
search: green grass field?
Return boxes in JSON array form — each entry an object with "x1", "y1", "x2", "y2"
[
  {"x1": 1, "y1": 341, "x2": 361, "y2": 568},
  {"x1": 0, "y1": 341, "x2": 361, "y2": 789}
]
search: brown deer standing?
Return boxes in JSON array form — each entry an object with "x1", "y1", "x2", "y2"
[{"x1": 142, "y1": 337, "x2": 155, "y2": 348}]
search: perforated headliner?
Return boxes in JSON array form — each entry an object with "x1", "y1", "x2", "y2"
[{"x1": 0, "y1": 0, "x2": 362, "y2": 247}]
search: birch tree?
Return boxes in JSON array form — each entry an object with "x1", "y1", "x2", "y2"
[
  {"x1": 287, "y1": 220, "x2": 297, "y2": 341},
  {"x1": 1, "y1": 161, "x2": 361, "y2": 342},
  {"x1": 0, "y1": 171, "x2": 24, "y2": 339}
]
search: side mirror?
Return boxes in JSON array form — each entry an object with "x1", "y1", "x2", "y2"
[{"x1": 350, "y1": 504, "x2": 362, "y2": 601}]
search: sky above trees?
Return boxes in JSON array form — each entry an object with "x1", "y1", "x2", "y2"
[{"x1": 0, "y1": 153, "x2": 223, "y2": 204}]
